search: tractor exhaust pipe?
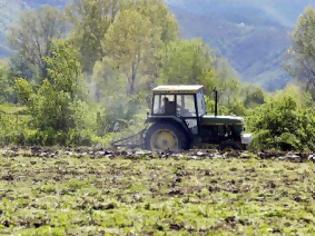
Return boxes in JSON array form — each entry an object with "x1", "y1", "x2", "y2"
[{"x1": 214, "y1": 89, "x2": 218, "y2": 116}]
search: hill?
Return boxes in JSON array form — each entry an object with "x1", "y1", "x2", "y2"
[{"x1": 166, "y1": 0, "x2": 315, "y2": 90}]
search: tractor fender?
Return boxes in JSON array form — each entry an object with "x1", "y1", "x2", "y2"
[{"x1": 145, "y1": 116, "x2": 193, "y2": 140}]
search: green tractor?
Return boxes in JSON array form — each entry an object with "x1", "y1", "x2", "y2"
[{"x1": 112, "y1": 85, "x2": 252, "y2": 151}]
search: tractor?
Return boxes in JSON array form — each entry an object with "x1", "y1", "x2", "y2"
[{"x1": 112, "y1": 85, "x2": 252, "y2": 151}]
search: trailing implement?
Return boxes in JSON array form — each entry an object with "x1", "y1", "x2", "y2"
[{"x1": 112, "y1": 85, "x2": 252, "y2": 151}]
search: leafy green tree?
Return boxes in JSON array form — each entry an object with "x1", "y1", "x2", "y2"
[
  {"x1": 159, "y1": 39, "x2": 216, "y2": 90},
  {"x1": 0, "y1": 61, "x2": 15, "y2": 103},
  {"x1": 8, "y1": 6, "x2": 66, "y2": 81},
  {"x1": 26, "y1": 40, "x2": 87, "y2": 145},
  {"x1": 288, "y1": 7, "x2": 315, "y2": 100},
  {"x1": 67, "y1": 0, "x2": 121, "y2": 73},
  {"x1": 124, "y1": 0, "x2": 178, "y2": 43},
  {"x1": 103, "y1": 9, "x2": 157, "y2": 94},
  {"x1": 243, "y1": 85, "x2": 265, "y2": 108}
]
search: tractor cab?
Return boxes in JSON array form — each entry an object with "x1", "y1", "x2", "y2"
[
  {"x1": 150, "y1": 85, "x2": 205, "y2": 135},
  {"x1": 145, "y1": 85, "x2": 252, "y2": 151}
]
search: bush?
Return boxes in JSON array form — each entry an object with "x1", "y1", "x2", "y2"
[
  {"x1": 0, "y1": 111, "x2": 33, "y2": 145},
  {"x1": 248, "y1": 96, "x2": 315, "y2": 151},
  {"x1": 15, "y1": 78, "x2": 33, "y2": 105}
]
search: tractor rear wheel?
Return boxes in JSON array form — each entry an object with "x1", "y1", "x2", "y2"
[{"x1": 145, "y1": 123, "x2": 189, "y2": 152}]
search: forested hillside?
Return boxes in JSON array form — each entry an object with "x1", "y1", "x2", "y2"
[{"x1": 166, "y1": 0, "x2": 315, "y2": 90}]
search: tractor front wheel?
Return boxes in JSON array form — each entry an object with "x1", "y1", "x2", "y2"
[{"x1": 145, "y1": 123, "x2": 189, "y2": 152}]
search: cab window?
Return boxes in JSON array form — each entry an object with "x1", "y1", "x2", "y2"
[
  {"x1": 153, "y1": 95, "x2": 175, "y2": 115},
  {"x1": 176, "y1": 95, "x2": 196, "y2": 117}
]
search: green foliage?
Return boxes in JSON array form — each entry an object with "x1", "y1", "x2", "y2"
[
  {"x1": 243, "y1": 85, "x2": 265, "y2": 108},
  {"x1": 0, "y1": 104, "x2": 32, "y2": 145},
  {"x1": 45, "y1": 40, "x2": 82, "y2": 98},
  {"x1": 248, "y1": 91, "x2": 315, "y2": 151},
  {"x1": 158, "y1": 39, "x2": 216, "y2": 89},
  {"x1": 14, "y1": 78, "x2": 33, "y2": 105},
  {"x1": 103, "y1": 9, "x2": 157, "y2": 94},
  {"x1": 0, "y1": 62, "x2": 15, "y2": 103},
  {"x1": 19, "y1": 40, "x2": 94, "y2": 145},
  {"x1": 123, "y1": 0, "x2": 178, "y2": 43},
  {"x1": 67, "y1": 0, "x2": 120, "y2": 73},
  {"x1": 30, "y1": 41, "x2": 80, "y2": 131}
]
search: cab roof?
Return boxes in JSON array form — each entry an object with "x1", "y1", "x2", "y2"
[{"x1": 153, "y1": 85, "x2": 204, "y2": 94}]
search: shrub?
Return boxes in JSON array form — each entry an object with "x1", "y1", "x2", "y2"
[{"x1": 248, "y1": 96, "x2": 315, "y2": 151}]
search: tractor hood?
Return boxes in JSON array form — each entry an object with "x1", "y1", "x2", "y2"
[{"x1": 201, "y1": 115, "x2": 244, "y2": 126}]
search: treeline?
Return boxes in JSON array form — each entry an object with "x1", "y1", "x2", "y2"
[{"x1": 0, "y1": 0, "x2": 314, "y2": 151}]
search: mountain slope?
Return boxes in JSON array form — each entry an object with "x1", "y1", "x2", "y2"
[{"x1": 166, "y1": 0, "x2": 315, "y2": 90}]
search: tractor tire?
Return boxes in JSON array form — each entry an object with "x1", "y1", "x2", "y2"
[
  {"x1": 219, "y1": 140, "x2": 242, "y2": 151},
  {"x1": 144, "y1": 122, "x2": 189, "y2": 152}
]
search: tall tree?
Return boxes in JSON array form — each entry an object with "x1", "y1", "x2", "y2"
[
  {"x1": 8, "y1": 6, "x2": 66, "y2": 80},
  {"x1": 288, "y1": 7, "x2": 315, "y2": 100},
  {"x1": 102, "y1": 9, "x2": 155, "y2": 94},
  {"x1": 67, "y1": 0, "x2": 120, "y2": 73},
  {"x1": 124, "y1": 0, "x2": 178, "y2": 43}
]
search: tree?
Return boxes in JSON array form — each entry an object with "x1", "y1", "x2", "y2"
[
  {"x1": 103, "y1": 9, "x2": 156, "y2": 94},
  {"x1": 27, "y1": 40, "x2": 85, "y2": 144},
  {"x1": 0, "y1": 61, "x2": 15, "y2": 103},
  {"x1": 124, "y1": 0, "x2": 178, "y2": 43},
  {"x1": 288, "y1": 7, "x2": 315, "y2": 100},
  {"x1": 8, "y1": 6, "x2": 66, "y2": 80},
  {"x1": 158, "y1": 39, "x2": 216, "y2": 91},
  {"x1": 67, "y1": 0, "x2": 121, "y2": 73},
  {"x1": 243, "y1": 85, "x2": 265, "y2": 108}
]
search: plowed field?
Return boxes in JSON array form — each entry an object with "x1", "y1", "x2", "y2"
[{"x1": 1, "y1": 149, "x2": 315, "y2": 235}]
